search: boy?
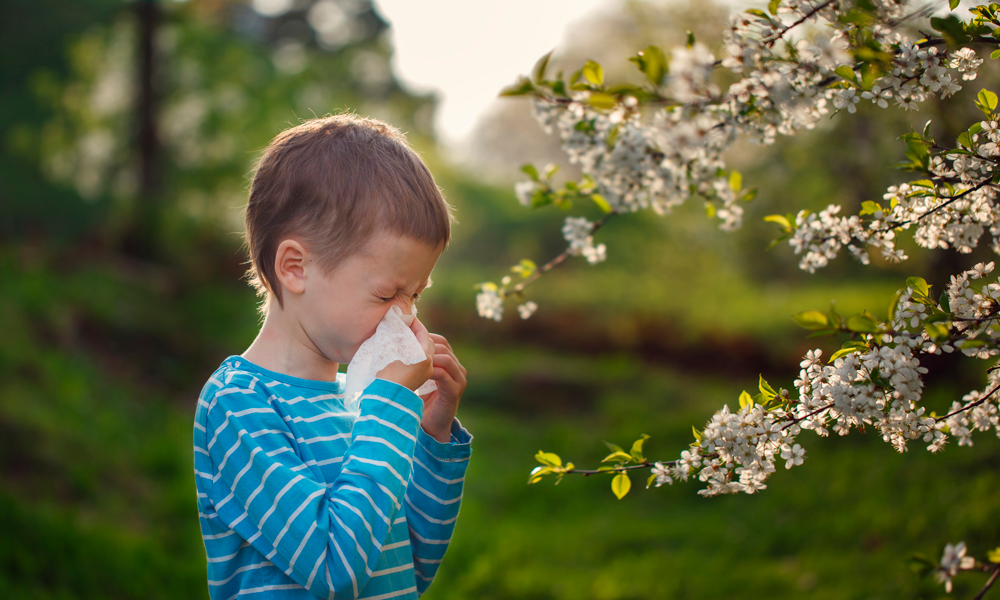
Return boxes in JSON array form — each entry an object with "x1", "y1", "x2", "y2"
[{"x1": 193, "y1": 114, "x2": 471, "y2": 600}]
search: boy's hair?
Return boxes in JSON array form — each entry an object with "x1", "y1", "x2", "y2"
[{"x1": 244, "y1": 114, "x2": 453, "y2": 308}]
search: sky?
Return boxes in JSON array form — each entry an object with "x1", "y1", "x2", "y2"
[{"x1": 372, "y1": 0, "x2": 612, "y2": 146}]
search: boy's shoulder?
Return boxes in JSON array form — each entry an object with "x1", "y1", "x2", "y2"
[
  {"x1": 199, "y1": 356, "x2": 268, "y2": 401},
  {"x1": 197, "y1": 355, "x2": 348, "y2": 412}
]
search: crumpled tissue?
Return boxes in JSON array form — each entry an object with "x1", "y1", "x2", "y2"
[{"x1": 344, "y1": 305, "x2": 436, "y2": 410}]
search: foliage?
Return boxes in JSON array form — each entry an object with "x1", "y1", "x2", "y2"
[{"x1": 483, "y1": 0, "x2": 1000, "y2": 595}]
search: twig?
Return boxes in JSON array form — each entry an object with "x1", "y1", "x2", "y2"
[
  {"x1": 781, "y1": 402, "x2": 835, "y2": 431},
  {"x1": 764, "y1": 0, "x2": 837, "y2": 47},
  {"x1": 972, "y1": 565, "x2": 1000, "y2": 600},
  {"x1": 936, "y1": 382, "x2": 1000, "y2": 422},
  {"x1": 564, "y1": 461, "x2": 664, "y2": 477},
  {"x1": 879, "y1": 178, "x2": 994, "y2": 232},
  {"x1": 504, "y1": 211, "x2": 617, "y2": 297}
]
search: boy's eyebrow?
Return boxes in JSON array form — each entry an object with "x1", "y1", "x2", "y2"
[{"x1": 384, "y1": 276, "x2": 433, "y2": 293}]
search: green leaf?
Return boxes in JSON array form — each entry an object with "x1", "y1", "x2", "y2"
[
  {"x1": 793, "y1": 310, "x2": 830, "y2": 330},
  {"x1": 939, "y1": 289, "x2": 951, "y2": 313},
  {"x1": 647, "y1": 474, "x2": 658, "y2": 489},
  {"x1": 992, "y1": 48, "x2": 1000, "y2": 60},
  {"x1": 829, "y1": 341, "x2": 868, "y2": 363},
  {"x1": 500, "y1": 76, "x2": 535, "y2": 97},
  {"x1": 977, "y1": 89, "x2": 999, "y2": 116},
  {"x1": 742, "y1": 187, "x2": 758, "y2": 202},
  {"x1": 602, "y1": 451, "x2": 634, "y2": 463},
  {"x1": 521, "y1": 164, "x2": 540, "y2": 181},
  {"x1": 906, "y1": 276, "x2": 930, "y2": 299},
  {"x1": 586, "y1": 92, "x2": 617, "y2": 110},
  {"x1": 528, "y1": 465, "x2": 552, "y2": 484},
  {"x1": 988, "y1": 547, "x2": 1000, "y2": 563},
  {"x1": 604, "y1": 441, "x2": 625, "y2": 453},
  {"x1": 739, "y1": 390, "x2": 753, "y2": 410},
  {"x1": 532, "y1": 51, "x2": 553, "y2": 83},
  {"x1": 611, "y1": 472, "x2": 631, "y2": 499},
  {"x1": 591, "y1": 194, "x2": 613, "y2": 213},
  {"x1": 949, "y1": 0, "x2": 959, "y2": 9},
  {"x1": 768, "y1": 0, "x2": 781, "y2": 14},
  {"x1": 958, "y1": 339, "x2": 987, "y2": 349},
  {"x1": 860, "y1": 201, "x2": 881, "y2": 216},
  {"x1": 685, "y1": 30, "x2": 695, "y2": 48},
  {"x1": 729, "y1": 170, "x2": 742, "y2": 192},
  {"x1": 764, "y1": 214, "x2": 792, "y2": 230},
  {"x1": 930, "y1": 15, "x2": 970, "y2": 45},
  {"x1": 835, "y1": 65, "x2": 858, "y2": 83},
  {"x1": 535, "y1": 450, "x2": 562, "y2": 467},
  {"x1": 904, "y1": 140, "x2": 930, "y2": 169},
  {"x1": 924, "y1": 322, "x2": 950, "y2": 341},
  {"x1": 860, "y1": 62, "x2": 881, "y2": 91},
  {"x1": 846, "y1": 313, "x2": 880, "y2": 333},
  {"x1": 582, "y1": 60, "x2": 604, "y2": 86},
  {"x1": 691, "y1": 427, "x2": 702, "y2": 442},
  {"x1": 629, "y1": 45, "x2": 667, "y2": 86},
  {"x1": 759, "y1": 375, "x2": 777, "y2": 399},
  {"x1": 630, "y1": 434, "x2": 650, "y2": 460}
]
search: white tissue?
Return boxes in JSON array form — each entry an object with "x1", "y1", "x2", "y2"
[{"x1": 344, "y1": 305, "x2": 436, "y2": 410}]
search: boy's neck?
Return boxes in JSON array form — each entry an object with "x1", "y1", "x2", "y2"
[{"x1": 242, "y1": 303, "x2": 341, "y2": 383}]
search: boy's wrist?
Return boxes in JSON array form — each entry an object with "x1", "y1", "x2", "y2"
[
  {"x1": 417, "y1": 418, "x2": 473, "y2": 460},
  {"x1": 420, "y1": 420, "x2": 452, "y2": 444}
]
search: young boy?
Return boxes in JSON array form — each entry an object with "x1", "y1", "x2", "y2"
[{"x1": 193, "y1": 114, "x2": 471, "y2": 600}]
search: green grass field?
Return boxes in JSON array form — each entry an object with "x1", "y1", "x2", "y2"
[{"x1": 2, "y1": 250, "x2": 997, "y2": 599}]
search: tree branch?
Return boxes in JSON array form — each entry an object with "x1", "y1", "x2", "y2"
[
  {"x1": 781, "y1": 403, "x2": 835, "y2": 431},
  {"x1": 504, "y1": 211, "x2": 617, "y2": 297},
  {"x1": 936, "y1": 382, "x2": 1000, "y2": 422},
  {"x1": 565, "y1": 461, "x2": 665, "y2": 476},
  {"x1": 972, "y1": 565, "x2": 1000, "y2": 600},
  {"x1": 763, "y1": 0, "x2": 838, "y2": 47}
]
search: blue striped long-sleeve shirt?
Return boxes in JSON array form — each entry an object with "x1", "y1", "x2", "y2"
[{"x1": 193, "y1": 356, "x2": 472, "y2": 600}]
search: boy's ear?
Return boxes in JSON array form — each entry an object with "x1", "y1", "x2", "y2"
[{"x1": 274, "y1": 239, "x2": 308, "y2": 296}]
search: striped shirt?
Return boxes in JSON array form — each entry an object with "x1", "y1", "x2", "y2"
[{"x1": 193, "y1": 356, "x2": 472, "y2": 600}]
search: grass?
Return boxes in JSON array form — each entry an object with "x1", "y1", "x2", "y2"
[{"x1": 1, "y1": 237, "x2": 996, "y2": 599}]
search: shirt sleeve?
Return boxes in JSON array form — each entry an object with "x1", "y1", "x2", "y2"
[
  {"x1": 404, "y1": 418, "x2": 472, "y2": 595},
  {"x1": 205, "y1": 377, "x2": 424, "y2": 600}
]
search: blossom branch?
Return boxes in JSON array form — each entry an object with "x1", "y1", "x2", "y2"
[
  {"x1": 505, "y1": 211, "x2": 617, "y2": 297},
  {"x1": 763, "y1": 0, "x2": 838, "y2": 47},
  {"x1": 972, "y1": 565, "x2": 1000, "y2": 600},
  {"x1": 937, "y1": 382, "x2": 1000, "y2": 421}
]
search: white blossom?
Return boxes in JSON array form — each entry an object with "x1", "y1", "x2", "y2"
[
  {"x1": 476, "y1": 287, "x2": 503, "y2": 322},
  {"x1": 949, "y1": 48, "x2": 983, "y2": 81},
  {"x1": 517, "y1": 301, "x2": 538, "y2": 320},
  {"x1": 936, "y1": 541, "x2": 976, "y2": 593}
]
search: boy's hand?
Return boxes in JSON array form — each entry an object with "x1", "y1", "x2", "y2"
[
  {"x1": 376, "y1": 317, "x2": 436, "y2": 393},
  {"x1": 419, "y1": 333, "x2": 467, "y2": 444}
]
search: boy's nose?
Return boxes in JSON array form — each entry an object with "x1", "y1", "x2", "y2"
[{"x1": 395, "y1": 299, "x2": 413, "y2": 316}]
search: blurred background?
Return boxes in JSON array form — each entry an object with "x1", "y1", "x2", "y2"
[{"x1": 2, "y1": 0, "x2": 999, "y2": 598}]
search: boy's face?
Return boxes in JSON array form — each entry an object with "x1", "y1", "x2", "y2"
[{"x1": 297, "y1": 232, "x2": 443, "y2": 365}]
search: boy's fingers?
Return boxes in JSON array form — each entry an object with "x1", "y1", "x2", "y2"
[
  {"x1": 432, "y1": 354, "x2": 465, "y2": 385},
  {"x1": 433, "y1": 341, "x2": 465, "y2": 370},
  {"x1": 428, "y1": 333, "x2": 453, "y2": 351},
  {"x1": 433, "y1": 345, "x2": 465, "y2": 379}
]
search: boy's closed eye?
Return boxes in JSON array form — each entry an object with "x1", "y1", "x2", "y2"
[{"x1": 377, "y1": 292, "x2": 422, "y2": 303}]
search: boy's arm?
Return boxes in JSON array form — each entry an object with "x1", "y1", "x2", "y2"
[
  {"x1": 404, "y1": 419, "x2": 472, "y2": 594},
  {"x1": 206, "y1": 377, "x2": 423, "y2": 600}
]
